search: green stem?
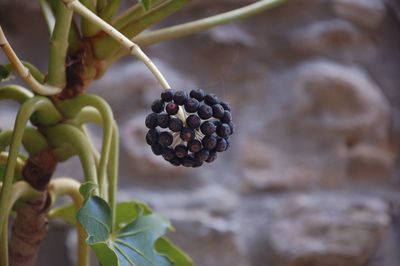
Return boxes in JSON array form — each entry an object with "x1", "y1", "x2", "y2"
[
  {"x1": 109, "y1": 122, "x2": 118, "y2": 233},
  {"x1": 0, "y1": 85, "x2": 33, "y2": 103},
  {"x1": 48, "y1": 178, "x2": 88, "y2": 266},
  {"x1": 131, "y1": 0, "x2": 287, "y2": 48},
  {"x1": 99, "y1": 0, "x2": 121, "y2": 22},
  {"x1": 0, "y1": 127, "x2": 49, "y2": 155},
  {"x1": 80, "y1": 0, "x2": 101, "y2": 37},
  {"x1": 46, "y1": 124, "x2": 99, "y2": 196},
  {"x1": 48, "y1": 1, "x2": 73, "y2": 88},
  {"x1": 0, "y1": 152, "x2": 25, "y2": 180},
  {"x1": 57, "y1": 94, "x2": 113, "y2": 199},
  {"x1": 0, "y1": 97, "x2": 57, "y2": 238},
  {"x1": 40, "y1": 0, "x2": 56, "y2": 33}
]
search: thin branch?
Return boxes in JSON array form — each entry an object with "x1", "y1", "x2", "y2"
[
  {"x1": 132, "y1": 0, "x2": 288, "y2": 47},
  {"x1": 61, "y1": 0, "x2": 171, "y2": 89},
  {"x1": 0, "y1": 26, "x2": 62, "y2": 95},
  {"x1": 40, "y1": 0, "x2": 56, "y2": 33}
]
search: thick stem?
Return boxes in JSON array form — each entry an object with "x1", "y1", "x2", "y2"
[
  {"x1": 61, "y1": 0, "x2": 171, "y2": 89},
  {"x1": 0, "y1": 85, "x2": 33, "y2": 104},
  {"x1": 0, "y1": 152, "x2": 25, "y2": 181},
  {"x1": 0, "y1": 26, "x2": 62, "y2": 95},
  {"x1": 131, "y1": 0, "x2": 287, "y2": 47},
  {"x1": 47, "y1": 1, "x2": 73, "y2": 88},
  {"x1": 0, "y1": 128, "x2": 49, "y2": 155},
  {"x1": 108, "y1": 122, "x2": 118, "y2": 232}
]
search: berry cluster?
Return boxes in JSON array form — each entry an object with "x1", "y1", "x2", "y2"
[{"x1": 145, "y1": 89, "x2": 234, "y2": 167}]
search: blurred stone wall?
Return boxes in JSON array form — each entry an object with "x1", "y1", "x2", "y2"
[{"x1": 1, "y1": 0, "x2": 400, "y2": 266}]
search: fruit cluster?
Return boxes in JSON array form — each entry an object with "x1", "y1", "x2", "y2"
[{"x1": 145, "y1": 89, "x2": 234, "y2": 167}]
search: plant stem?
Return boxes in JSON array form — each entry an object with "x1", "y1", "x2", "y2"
[
  {"x1": 46, "y1": 124, "x2": 99, "y2": 196},
  {"x1": 0, "y1": 152, "x2": 25, "y2": 180},
  {"x1": 40, "y1": 0, "x2": 56, "y2": 33},
  {"x1": 47, "y1": 1, "x2": 73, "y2": 88},
  {"x1": 99, "y1": 0, "x2": 121, "y2": 22},
  {"x1": 57, "y1": 94, "x2": 113, "y2": 199},
  {"x1": 61, "y1": 0, "x2": 171, "y2": 89},
  {"x1": 109, "y1": 122, "x2": 118, "y2": 232},
  {"x1": 0, "y1": 85, "x2": 33, "y2": 103},
  {"x1": 80, "y1": 0, "x2": 101, "y2": 37},
  {"x1": 0, "y1": 128, "x2": 49, "y2": 156},
  {"x1": 48, "y1": 178, "x2": 88, "y2": 266},
  {"x1": 132, "y1": 0, "x2": 287, "y2": 48},
  {"x1": 0, "y1": 97, "x2": 56, "y2": 239},
  {"x1": 0, "y1": 26, "x2": 62, "y2": 95}
]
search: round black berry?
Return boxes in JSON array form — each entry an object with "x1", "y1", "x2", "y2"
[
  {"x1": 221, "y1": 111, "x2": 232, "y2": 123},
  {"x1": 166, "y1": 102, "x2": 179, "y2": 115},
  {"x1": 146, "y1": 129, "x2": 159, "y2": 145},
  {"x1": 180, "y1": 128, "x2": 195, "y2": 142},
  {"x1": 195, "y1": 149, "x2": 210, "y2": 162},
  {"x1": 169, "y1": 117, "x2": 183, "y2": 132},
  {"x1": 215, "y1": 138, "x2": 228, "y2": 152},
  {"x1": 161, "y1": 89, "x2": 175, "y2": 102},
  {"x1": 151, "y1": 143, "x2": 163, "y2": 156},
  {"x1": 182, "y1": 156, "x2": 196, "y2": 167},
  {"x1": 184, "y1": 98, "x2": 200, "y2": 113},
  {"x1": 162, "y1": 148, "x2": 175, "y2": 161},
  {"x1": 190, "y1": 89, "x2": 205, "y2": 101},
  {"x1": 228, "y1": 122, "x2": 235, "y2": 135},
  {"x1": 192, "y1": 160, "x2": 203, "y2": 168},
  {"x1": 145, "y1": 113, "x2": 158, "y2": 129},
  {"x1": 157, "y1": 113, "x2": 170, "y2": 128},
  {"x1": 173, "y1": 91, "x2": 188, "y2": 105},
  {"x1": 198, "y1": 104, "x2": 213, "y2": 120},
  {"x1": 186, "y1": 114, "x2": 201, "y2": 129},
  {"x1": 169, "y1": 157, "x2": 181, "y2": 166},
  {"x1": 217, "y1": 123, "x2": 231, "y2": 138},
  {"x1": 151, "y1": 99, "x2": 164, "y2": 113},
  {"x1": 202, "y1": 135, "x2": 217, "y2": 150},
  {"x1": 174, "y1": 145, "x2": 188, "y2": 158},
  {"x1": 206, "y1": 151, "x2": 217, "y2": 163},
  {"x1": 200, "y1": 121, "x2": 216, "y2": 135},
  {"x1": 158, "y1": 132, "x2": 173, "y2": 147},
  {"x1": 220, "y1": 101, "x2": 231, "y2": 111},
  {"x1": 204, "y1": 94, "x2": 219, "y2": 106},
  {"x1": 188, "y1": 139, "x2": 202, "y2": 153},
  {"x1": 212, "y1": 104, "x2": 225, "y2": 119}
]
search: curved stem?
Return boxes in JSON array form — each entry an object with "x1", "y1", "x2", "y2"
[
  {"x1": 0, "y1": 152, "x2": 25, "y2": 180},
  {"x1": 47, "y1": 1, "x2": 73, "y2": 88},
  {"x1": 48, "y1": 178, "x2": 88, "y2": 266},
  {"x1": 0, "y1": 85, "x2": 33, "y2": 104},
  {"x1": 46, "y1": 124, "x2": 99, "y2": 195},
  {"x1": 61, "y1": 0, "x2": 171, "y2": 90},
  {"x1": 0, "y1": 97, "x2": 57, "y2": 239},
  {"x1": 57, "y1": 94, "x2": 113, "y2": 199},
  {"x1": 0, "y1": 181, "x2": 42, "y2": 266},
  {"x1": 0, "y1": 127, "x2": 49, "y2": 155},
  {"x1": 132, "y1": 0, "x2": 287, "y2": 47},
  {"x1": 40, "y1": 0, "x2": 56, "y2": 33},
  {"x1": 0, "y1": 26, "x2": 62, "y2": 95}
]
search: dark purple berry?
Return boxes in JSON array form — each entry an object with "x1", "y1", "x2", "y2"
[
  {"x1": 158, "y1": 132, "x2": 173, "y2": 146},
  {"x1": 215, "y1": 138, "x2": 228, "y2": 152},
  {"x1": 182, "y1": 156, "x2": 196, "y2": 167},
  {"x1": 146, "y1": 129, "x2": 159, "y2": 145},
  {"x1": 228, "y1": 122, "x2": 235, "y2": 135},
  {"x1": 221, "y1": 111, "x2": 232, "y2": 123},
  {"x1": 212, "y1": 104, "x2": 225, "y2": 119},
  {"x1": 200, "y1": 121, "x2": 216, "y2": 135},
  {"x1": 151, "y1": 99, "x2": 164, "y2": 113},
  {"x1": 151, "y1": 143, "x2": 163, "y2": 155},
  {"x1": 157, "y1": 113, "x2": 170, "y2": 128},
  {"x1": 217, "y1": 123, "x2": 231, "y2": 138},
  {"x1": 188, "y1": 139, "x2": 202, "y2": 153},
  {"x1": 192, "y1": 160, "x2": 203, "y2": 168},
  {"x1": 206, "y1": 151, "x2": 217, "y2": 163},
  {"x1": 184, "y1": 98, "x2": 200, "y2": 113},
  {"x1": 173, "y1": 91, "x2": 188, "y2": 105},
  {"x1": 174, "y1": 145, "x2": 188, "y2": 158},
  {"x1": 166, "y1": 102, "x2": 179, "y2": 115},
  {"x1": 162, "y1": 148, "x2": 175, "y2": 161},
  {"x1": 145, "y1": 113, "x2": 158, "y2": 129},
  {"x1": 169, "y1": 117, "x2": 183, "y2": 132},
  {"x1": 161, "y1": 89, "x2": 174, "y2": 102},
  {"x1": 202, "y1": 135, "x2": 217, "y2": 150},
  {"x1": 197, "y1": 104, "x2": 213, "y2": 120},
  {"x1": 220, "y1": 101, "x2": 231, "y2": 111},
  {"x1": 169, "y1": 157, "x2": 181, "y2": 166},
  {"x1": 190, "y1": 89, "x2": 205, "y2": 101},
  {"x1": 204, "y1": 94, "x2": 219, "y2": 106},
  {"x1": 180, "y1": 128, "x2": 195, "y2": 142},
  {"x1": 186, "y1": 114, "x2": 201, "y2": 129},
  {"x1": 195, "y1": 149, "x2": 210, "y2": 162}
]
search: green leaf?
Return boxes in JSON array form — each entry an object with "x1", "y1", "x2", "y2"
[
  {"x1": 156, "y1": 237, "x2": 194, "y2": 266},
  {"x1": 49, "y1": 204, "x2": 77, "y2": 225},
  {"x1": 140, "y1": 0, "x2": 151, "y2": 10},
  {"x1": 79, "y1": 181, "x2": 97, "y2": 200},
  {"x1": 77, "y1": 196, "x2": 182, "y2": 266},
  {"x1": 115, "y1": 200, "x2": 152, "y2": 231},
  {"x1": 0, "y1": 64, "x2": 12, "y2": 81}
]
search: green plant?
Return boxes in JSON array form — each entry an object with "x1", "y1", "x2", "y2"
[{"x1": 0, "y1": 0, "x2": 286, "y2": 265}]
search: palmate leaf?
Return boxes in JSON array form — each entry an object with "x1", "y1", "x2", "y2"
[
  {"x1": 77, "y1": 196, "x2": 193, "y2": 266},
  {"x1": 139, "y1": 0, "x2": 152, "y2": 10}
]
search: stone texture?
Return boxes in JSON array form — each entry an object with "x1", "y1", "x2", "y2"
[{"x1": 332, "y1": 0, "x2": 386, "y2": 29}]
